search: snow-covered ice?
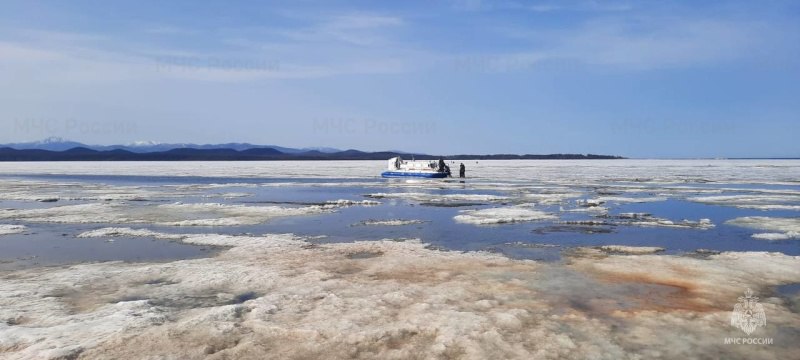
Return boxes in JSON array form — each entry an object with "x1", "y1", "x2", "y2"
[
  {"x1": 727, "y1": 217, "x2": 800, "y2": 240},
  {"x1": 454, "y1": 206, "x2": 556, "y2": 225},
  {"x1": 3, "y1": 228, "x2": 800, "y2": 359},
  {"x1": 689, "y1": 195, "x2": 800, "y2": 211},
  {"x1": 0, "y1": 224, "x2": 26, "y2": 235},
  {"x1": 353, "y1": 219, "x2": 429, "y2": 226},
  {"x1": 0, "y1": 199, "x2": 380, "y2": 227}
]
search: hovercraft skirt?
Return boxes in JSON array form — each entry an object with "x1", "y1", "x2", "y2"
[{"x1": 381, "y1": 171, "x2": 448, "y2": 178}]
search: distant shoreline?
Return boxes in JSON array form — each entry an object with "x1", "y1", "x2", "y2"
[{"x1": 0, "y1": 147, "x2": 624, "y2": 161}]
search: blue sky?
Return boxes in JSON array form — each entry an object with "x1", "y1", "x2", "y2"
[{"x1": 1, "y1": 0, "x2": 798, "y2": 158}]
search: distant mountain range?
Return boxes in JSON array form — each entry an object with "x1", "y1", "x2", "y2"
[
  {"x1": 1, "y1": 137, "x2": 342, "y2": 154},
  {"x1": 0, "y1": 138, "x2": 624, "y2": 161}
]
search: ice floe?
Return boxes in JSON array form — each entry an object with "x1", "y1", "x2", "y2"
[
  {"x1": 752, "y1": 233, "x2": 800, "y2": 240},
  {"x1": 559, "y1": 205, "x2": 610, "y2": 216},
  {"x1": 521, "y1": 192, "x2": 583, "y2": 205},
  {"x1": 353, "y1": 219, "x2": 428, "y2": 226},
  {"x1": 202, "y1": 192, "x2": 253, "y2": 199},
  {"x1": 77, "y1": 227, "x2": 185, "y2": 240},
  {"x1": 366, "y1": 192, "x2": 509, "y2": 203},
  {"x1": 0, "y1": 179, "x2": 198, "y2": 202},
  {"x1": 592, "y1": 196, "x2": 667, "y2": 204},
  {"x1": 0, "y1": 224, "x2": 26, "y2": 235},
  {"x1": 454, "y1": 206, "x2": 556, "y2": 225},
  {"x1": 575, "y1": 198, "x2": 605, "y2": 207},
  {"x1": 606, "y1": 213, "x2": 715, "y2": 230},
  {"x1": 324, "y1": 199, "x2": 381, "y2": 206},
  {"x1": 689, "y1": 195, "x2": 800, "y2": 211},
  {"x1": 0, "y1": 199, "x2": 379, "y2": 227},
  {"x1": 727, "y1": 217, "x2": 800, "y2": 240}
]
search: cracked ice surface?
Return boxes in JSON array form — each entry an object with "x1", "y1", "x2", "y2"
[
  {"x1": 2, "y1": 159, "x2": 798, "y2": 184},
  {"x1": 689, "y1": 195, "x2": 800, "y2": 211},
  {"x1": 0, "y1": 179, "x2": 200, "y2": 202},
  {"x1": 2, "y1": 160, "x2": 800, "y2": 358},
  {"x1": 0, "y1": 199, "x2": 379, "y2": 226},
  {"x1": 2, "y1": 229, "x2": 800, "y2": 359}
]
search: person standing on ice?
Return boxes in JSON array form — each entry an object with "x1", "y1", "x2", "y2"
[
  {"x1": 459, "y1": 163, "x2": 466, "y2": 178},
  {"x1": 438, "y1": 158, "x2": 446, "y2": 172}
]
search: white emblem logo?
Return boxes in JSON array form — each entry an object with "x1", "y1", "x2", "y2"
[{"x1": 730, "y1": 288, "x2": 766, "y2": 335}]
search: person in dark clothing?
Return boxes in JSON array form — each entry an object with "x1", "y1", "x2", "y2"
[
  {"x1": 444, "y1": 164, "x2": 451, "y2": 177},
  {"x1": 438, "y1": 158, "x2": 446, "y2": 172},
  {"x1": 459, "y1": 163, "x2": 466, "y2": 178}
]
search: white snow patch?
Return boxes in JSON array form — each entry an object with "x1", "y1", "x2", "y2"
[
  {"x1": 522, "y1": 192, "x2": 583, "y2": 205},
  {"x1": 0, "y1": 179, "x2": 198, "y2": 202},
  {"x1": 77, "y1": 227, "x2": 185, "y2": 240},
  {"x1": 559, "y1": 206, "x2": 609, "y2": 215},
  {"x1": 354, "y1": 219, "x2": 428, "y2": 226},
  {"x1": 454, "y1": 206, "x2": 556, "y2": 225},
  {"x1": 155, "y1": 202, "x2": 332, "y2": 226},
  {"x1": 0, "y1": 199, "x2": 380, "y2": 227},
  {"x1": 0, "y1": 224, "x2": 26, "y2": 235},
  {"x1": 689, "y1": 195, "x2": 800, "y2": 211},
  {"x1": 727, "y1": 217, "x2": 800, "y2": 240},
  {"x1": 0, "y1": 203, "x2": 135, "y2": 224},
  {"x1": 751, "y1": 232, "x2": 800, "y2": 240}
]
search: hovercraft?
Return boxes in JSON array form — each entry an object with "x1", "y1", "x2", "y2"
[{"x1": 381, "y1": 156, "x2": 450, "y2": 178}]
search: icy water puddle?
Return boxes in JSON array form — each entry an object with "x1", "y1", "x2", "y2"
[{"x1": 0, "y1": 227, "x2": 216, "y2": 271}]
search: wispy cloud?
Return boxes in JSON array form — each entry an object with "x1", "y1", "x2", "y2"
[
  {"x1": 478, "y1": 15, "x2": 791, "y2": 71},
  {"x1": 273, "y1": 12, "x2": 404, "y2": 46},
  {"x1": 142, "y1": 25, "x2": 199, "y2": 35},
  {"x1": 0, "y1": 21, "x2": 417, "y2": 84},
  {"x1": 510, "y1": 1, "x2": 634, "y2": 13},
  {"x1": 550, "y1": 17, "x2": 759, "y2": 68},
  {"x1": 0, "y1": 4, "x2": 795, "y2": 84},
  {"x1": 450, "y1": 0, "x2": 634, "y2": 13}
]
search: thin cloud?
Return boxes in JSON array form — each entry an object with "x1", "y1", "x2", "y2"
[
  {"x1": 483, "y1": 16, "x2": 786, "y2": 71},
  {"x1": 511, "y1": 1, "x2": 634, "y2": 13},
  {"x1": 142, "y1": 25, "x2": 199, "y2": 35},
  {"x1": 274, "y1": 12, "x2": 404, "y2": 46},
  {"x1": 450, "y1": 0, "x2": 633, "y2": 13}
]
